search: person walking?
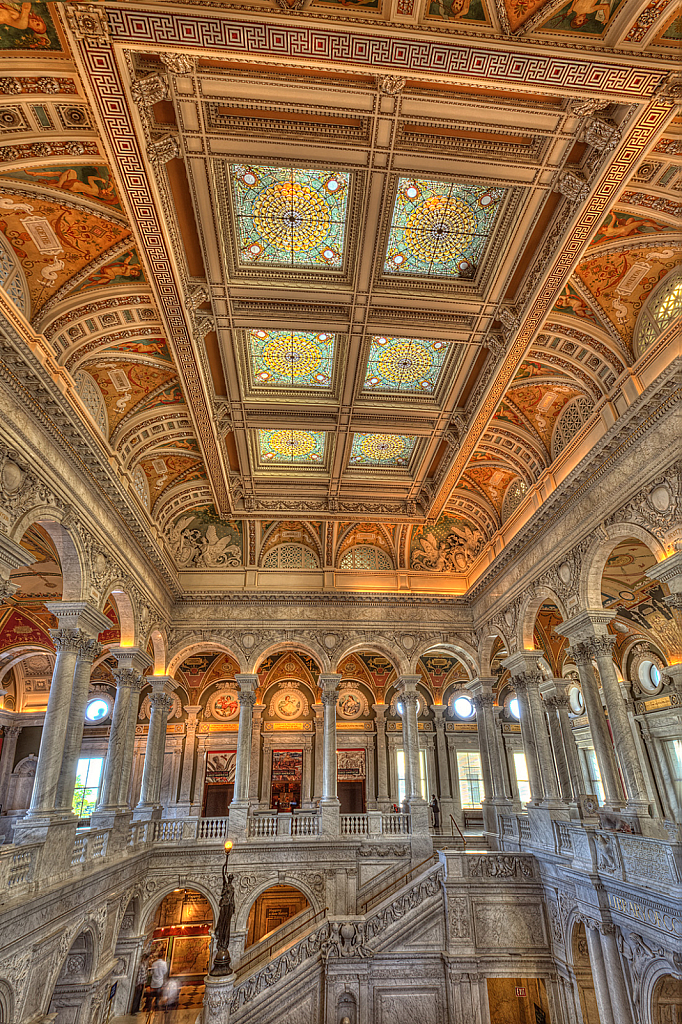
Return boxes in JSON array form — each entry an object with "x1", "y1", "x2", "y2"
[{"x1": 147, "y1": 954, "x2": 169, "y2": 1013}]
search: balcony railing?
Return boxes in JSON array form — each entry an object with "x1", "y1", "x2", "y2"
[{"x1": 341, "y1": 814, "x2": 368, "y2": 836}]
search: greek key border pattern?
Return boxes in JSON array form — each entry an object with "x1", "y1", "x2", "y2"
[
  {"x1": 430, "y1": 98, "x2": 674, "y2": 519},
  {"x1": 76, "y1": 40, "x2": 232, "y2": 515},
  {"x1": 107, "y1": 8, "x2": 662, "y2": 98}
]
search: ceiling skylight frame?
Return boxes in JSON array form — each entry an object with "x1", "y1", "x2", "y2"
[
  {"x1": 237, "y1": 328, "x2": 346, "y2": 402},
  {"x1": 249, "y1": 428, "x2": 335, "y2": 475},
  {"x1": 345, "y1": 432, "x2": 423, "y2": 475},
  {"x1": 356, "y1": 333, "x2": 466, "y2": 405}
]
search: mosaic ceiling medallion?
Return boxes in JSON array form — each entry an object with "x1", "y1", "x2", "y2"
[
  {"x1": 363, "y1": 335, "x2": 450, "y2": 394},
  {"x1": 349, "y1": 432, "x2": 417, "y2": 469},
  {"x1": 230, "y1": 165, "x2": 350, "y2": 270},
  {"x1": 258, "y1": 429, "x2": 327, "y2": 464},
  {"x1": 249, "y1": 329, "x2": 336, "y2": 389},
  {"x1": 384, "y1": 178, "x2": 505, "y2": 278}
]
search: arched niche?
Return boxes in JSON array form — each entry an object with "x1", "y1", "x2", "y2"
[
  {"x1": 47, "y1": 927, "x2": 97, "y2": 1024},
  {"x1": 651, "y1": 973, "x2": 682, "y2": 1024},
  {"x1": 244, "y1": 884, "x2": 310, "y2": 950}
]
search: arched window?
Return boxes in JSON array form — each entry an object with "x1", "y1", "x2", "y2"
[
  {"x1": 501, "y1": 478, "x2": 527, "y2": 523},
  {"x1": 0, "y1": 233, "x2": 29, "y2": 316},
  {"x1": 74, "y1": 369, "x2": 108, "y2": 437},
  {"x1": 551, "y1": 395, "x2": 593, "y2": 460},
  {"x1": 262, "y1": 544, "x2": 320, "y2": 569},
  {"x1": 339, "y1": 546, "x2": 393, "y2": 570},
  {"x1": 635, "y1": 269, "x2": 682, "y2": 355},
  {"x1": 132, "y1": 465, "x2": 150, "y2": 510}
]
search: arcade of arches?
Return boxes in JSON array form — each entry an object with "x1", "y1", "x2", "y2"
[{"x1": 0, "y1": 1, "x2": 680, "y2": 1022}]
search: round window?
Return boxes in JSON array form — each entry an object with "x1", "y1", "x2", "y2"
[
  {"x1": 508, "y1": 697, "x2": 520, "y2": 720},
  {"x1": 638, "y1": 660, "x2": 662, "y2": 695},
  {"x1": 85, "y1": 697, "x2": 110, "y2": 723},
  {"x1": 453, "y1": 696, "x2": 475, "y2": 719},
  {"x1": 568, "y1": 686, "x2": 584, "y2": 716},
  {"x1": 396, "y1": 698, "x2": 421, "y2": 717}
]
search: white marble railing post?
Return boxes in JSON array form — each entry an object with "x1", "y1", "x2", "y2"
[
  {"x1": 54, "y1": 636, "x2": 104, "y2": 814},
  {"x1": 319, "y1": 674, "x2": 341, "y2": 835},
  {"x1": 228, "y1": 674, "x2": 258, "y2": 837},
  {"x1": 0, "y1": 723, "x2": 22, "y2": 812},
  {"x1": 373, "y1": 703, "x2": 390, "y2": 810},
  {"x1": 176, "y1": 705, "x2": 202, "y2": 811},
  {"x1": 134, "y1": 675, "x2": 176, "y2": 819},
  {"x1": 589, "y1": 635, "x2": 650, "y2": 814}
]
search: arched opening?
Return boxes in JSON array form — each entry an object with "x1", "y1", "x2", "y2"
[
  {"x1": 47, "y1": 928, "x2": 96, "y2": 1023},
  {"x1": 141, "y1": 887, "x2": 214, "y2": 1014},
  {"x1": 0, "y1": 979, "x2": 13, "y2": 1023},
  {"x1": 571, "y1": 921, "x2": 600, "y2": 1024},
  {"x1": 245, "y1": 884, "x2": 310, "y2": 949},
  {"x1": 652, "y1": 974, "x2": 682, "y2": 1023}
]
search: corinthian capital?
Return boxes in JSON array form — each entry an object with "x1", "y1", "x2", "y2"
[
  {"x1": 150, "y1": 692, "x2": 175, "y2": 715},
  {"x1": 49, "y1": 628, "x2": 85, "y2": 654},
  {"x1": 77, "y1": 638, "x2": 102, "y2": 664},
  {"x1": 113, "y1": 667, "x2": 142, "y2": 690}
]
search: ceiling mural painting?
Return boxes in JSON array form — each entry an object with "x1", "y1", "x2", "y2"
[
  {"x1": 79, "y1": 361, "x2": 179, "y2": 436},
  {"x1": 601, "y1": 538, "x2": 673, "y2": 635},
  {"x1": 462, "y1": 465, "x2": 518, "y2": 516},
  {"x1": 425, "y1": 0, "x2": 489, "y2": 24},
  {"x1": 575, "y1": 245, "x2": 682, "y2": 345},
  {"x1": 551, "y1": 282, "x2": 603, "y2": 327},
  {"x1": 538, "y1": 0, "x2": 626, "y2": 35},
  {"x1": 229, "y1": 165, "x2": 350, "y2": 271},
  {"x1": 64, "y1": 248, "x2": 145, "y2": 298},
  {"x1": 533, "y1": 601, "x2": 568, "y2": 677},
  {"x1": 0, "y1": 189, "x2": 130, "y2": 314},
  {"x1": 503, "y1": 384, "x2": 582, "y2": 449},
  {"x1": 139, "y1": 452, "x2": 205, "y2": 503},
  {"x1": 0, "y1": 164, "x2": 122, "y2": 211},
  {"x1": 0, "y1": 1, "x2": 62, "y2": 51},
  {"x1": 383, "y1": 179, "x2": 504, "y2": 279},
  {"x1": 588, "y1": 210, "x2": 677, "y2": 249}
]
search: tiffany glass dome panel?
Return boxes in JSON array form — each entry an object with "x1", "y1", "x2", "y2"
[
  {"x1": 363, "y1": 336, "x2": 450, "y2": 394},
  {"x1": 258, "y1": 429, "x2": 327, "y2": 465},
  {"x1": 249, "y1": 330, "x2": 336, "y2": 389},
  {"x1": 349, "y1": 433, "x2": 417, "y2": 469},
  {"x1": 230, "y1": 165, "x2": 350, "y2": 270},
  {"x1": 384, "y1": 178, "x2": 505, "y2": 278}
]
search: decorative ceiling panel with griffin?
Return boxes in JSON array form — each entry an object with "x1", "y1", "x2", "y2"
[{"x1": 0, "y1": 0, "x2": 678, "y2": 589}]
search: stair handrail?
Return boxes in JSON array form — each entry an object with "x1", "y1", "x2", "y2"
[
  {"x1": 358, "y1": 854, "x2": 438, "y2": 914},
  {"x1": 450, "y1": 814, "x2": 467, "y2": 848},
  {"x1": 236, "y1": 905, "x2": 328, "y2": 978}
]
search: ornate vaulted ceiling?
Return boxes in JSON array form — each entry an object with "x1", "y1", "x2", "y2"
[{"x1": 0, "y1": 0, "x2": 679, "y2": 591}]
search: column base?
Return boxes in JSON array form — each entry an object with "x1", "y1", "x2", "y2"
[
  {"x1": 132, "y1": 804, "x2": 163, "y2": 822},
  {"x1": 202, "y1": 971, "x2": 236, "y2": 1023},
  {"x1": 90, "y1": 806, "x2": 130, "y2": 829},
  {"x1": 12, "y1": 815, "x2": 77, "y2": 878},
  {"x1": 407, "y1": 797, "x2": 430, "y2": 836},
  {"x1": 227, "y1": 802, "x2": 249, "y2": 840},
  {"x1": 320, "y1": 799, "x2": 340, "y2": 836}
]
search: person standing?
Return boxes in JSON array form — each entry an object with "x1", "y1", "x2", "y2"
[
  {"x1": 130, "y1": 954, "x2": 148, "y2": 1014},
  {"x1": 147, "y1": 954, "x2": 169, "y2": 1012},
  {"x1": 430, "y1": 794, "x2": 441, "y2": 830}
]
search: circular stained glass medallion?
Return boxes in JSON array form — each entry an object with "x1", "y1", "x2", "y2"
[
  {"x1": 359, "y1": 434, "x2": 407, "y2": 462},
  {"x1": 262, "y1": 334, "x2": 322, "y2": 381},
  {"x1": 267, "y1": 430, "x2": 317, "y2": 459},
  {"x1": 376, "y1": 339, "x2": 433, "y2": 385},
  {"x1": 403, "y1": 195, "x2": 477, "y2": 267},
  {"x1": 253, "y1": 182, "x2": 329, "y2": 257}
]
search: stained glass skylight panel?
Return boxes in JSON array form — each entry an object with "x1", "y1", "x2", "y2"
[
  {"x1": 258, "y1": 429, "x2": 326, "y2": 465},
  {"x1": 249, "y1": 330, "x2": 336, "y2": 389},
  {"x1": 349, "y1": 433, "x2": 417, "y2": 469},
  {"x1": 363, "y1": 336, "x2": 450, "y2": 394},
  {"x1": 384, "y1": 178, "x2": 505, "y2": 278},
  {"x1": 230, "y1": 165, "x2": 350, "y2": 270}
]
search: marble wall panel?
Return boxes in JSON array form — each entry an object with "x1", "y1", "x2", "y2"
[{"x1": 472, "y1": 898, "x2": 548, "y2": 950}]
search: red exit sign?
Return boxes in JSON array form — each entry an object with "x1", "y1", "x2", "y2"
[{"x1": 516, "y1": 987, "x2": 527, "y2": 998}]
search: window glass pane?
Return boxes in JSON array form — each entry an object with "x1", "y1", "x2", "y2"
[
  {"x1": 397, "y1": 749, "x2": 406, "y2": 805},
  {"x1": 665, "y1": 739, "x2": 682, "y2": 808},
  {"x1": 85, "y1": 758, "x2": 103, "y2": 788},
  {"x1": 457, "y1": 751, "x2": 484, "y2": 808},
  {"x1": 584, "y1": 748, "x2": 605, "y2": 805},
  {"x1": 513, "y1": 750, "x2": 531, "y2": 803},
  {"x1": 72, "y1": 757, "x2": 104, "y2": 819},
  {"x1": 419, "y1": 749, "x2": 428, "y2": 802}
]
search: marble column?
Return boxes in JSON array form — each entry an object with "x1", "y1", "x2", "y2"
[
  {"x1": 0, "y1": 724, "x2": 21, "y2": 812},
  {"x1": 134, "y1": 676, "x2": 176, "y2": 819},
  {"x1": 312, "y1": 703, "x2": 324, "y2": 805},
  {"x1": 176, "y1": 705, "x2": 202, "y2": 812},
  {"x1": 470, "y1": 678, "x2": 509, "y2": 803},
  {"x1": 641, "y1": 719, "x2": 680, "y2": 822},
  {"x1": 589, "y1": 635, "x2": 649, "y2": 814},
  {"x1": 54, "y1": 637, "x2": 103, "y2": 815},
  {"x1": 431, "y1": 705, "x2": 454, "y2": 822},
  {"x1": 504, "y1": 669, "x2": 543, "y2": 804},
  {"x1": 248, "y1": 704, "x2": 265, "y2": 807},
  {"x1": 319, "y1": 674, "x2": 340, "y2": 835},
  {"x1": 542, "y1": 695, "x2": 573, "y2": 803},
  {"x1": 599, "y1": 924, "x2": 635, "y2": 1024},
  {"x1": 470, "y1": 693, "x2": 494, "y2": 803},
  {"x1": 25, "y1": 631, "x2": 82, "y2": 818},
  {"x1": 228, "y1": 674, "x2": 258, "y2": 837},
  {"x1": 553, "y1": 683, "x2": 585, "y2": 801},
  {"x1": 92, "y1": 668, "x2": 142, "y2": 823},
  {"x1": 397, "y1": 676, "x2": 429, "y2": 834},
  {"x1": 373, "y1": 704, "x2": 390, "y2": 810},
  {"x1": 584, "y1": 921, "x2": 615, "y2": 1024}
]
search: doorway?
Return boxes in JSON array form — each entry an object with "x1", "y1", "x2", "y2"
[
  {"x1": 202, "y1": 783, "x2": 233, "y2": 817},
  {"x1": 338, "y1": 779, "x2": 365, "y2": 813},
  {"x1": 270, "y1": 749, "x2": 302, "y2": 811}
]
